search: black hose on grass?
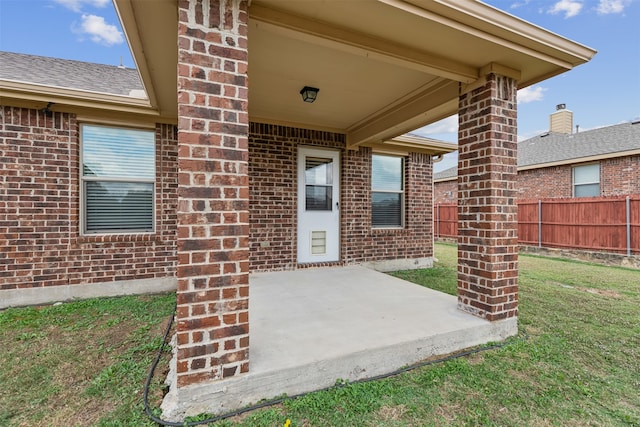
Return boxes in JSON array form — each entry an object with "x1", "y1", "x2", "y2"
[{"x1": 144, "y1": 306, "x2": 528, "y2": 426}]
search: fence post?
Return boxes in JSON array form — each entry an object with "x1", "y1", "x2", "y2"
[
  {"x1": 538, "y1": 199, "x2": 542, "y2": 248},
  {"x1": 626, "y1": 196, "x2": 631, "y2": 257},
  {"x1": 436, "y1": 204, "x2": 440, "y2": 238}
]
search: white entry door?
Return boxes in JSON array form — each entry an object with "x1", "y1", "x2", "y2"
[{"x1": 297, "y1": 147, "x2": 340, "y2": 263}]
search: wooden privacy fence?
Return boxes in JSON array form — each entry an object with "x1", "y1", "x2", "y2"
[{"x1": 434, "y1": 196, "x2": 640, "y2": 255}]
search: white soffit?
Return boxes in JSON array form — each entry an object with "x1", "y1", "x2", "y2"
[{"x1": 114, "y1": 0, "x2": 595, "y2": 144}]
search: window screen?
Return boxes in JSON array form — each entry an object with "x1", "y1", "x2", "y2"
[
  {"x1": 573, "y1": 163, "x2": 600, "y2": 197},
  {"x1": 372, "y1": 155, "x2": 404, "y2": 227},
  {"x1": 81, "y1": 124, "x2": 155, "y2": 233}
]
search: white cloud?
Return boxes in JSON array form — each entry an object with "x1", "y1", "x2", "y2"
[
  {"x1": 77, "y1": 14, "x2": 124, "y2": 46},
  {"x1": 510, "y1": 0, "x2": 531, "y2": 9},
  {"x1": 517, "y1": 129, "x2": 546, "y2": 142},
  {"x1": 597, "y1": 0, "x2": 630, "y2": 14},
  {"x1": 54, "y1": 0, "x2": 110, "y2": 13},
  {"x1": 414, "y1": 115, "x2": 459, "y2": 136},
  {"x1": 517, "y1": 86, "x2": 547, "y2": 103},
  {"x1": 548, "y1": 0, "x2": 583, "y2": 18}
]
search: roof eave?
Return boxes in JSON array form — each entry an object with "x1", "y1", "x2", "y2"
[
  {"x1": 113, "y1": 0, "x2": 596, "y2": 137},
  {"x1": 113, "y1": 0, "x2": 177, "y2": 118},
  {"x1": 434, "y1": 176, "x2": 457, "y2": 183},
  {"x1": 364, "y1": 135, "x2": 457, "y2": 156},
  {"x1": 431, "y1": 0, "x2": 596, "y2": 64},
  {"x1": 0, "y1": 79, "x2": 160, "y2": 118}
]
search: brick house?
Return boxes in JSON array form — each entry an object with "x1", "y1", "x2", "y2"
[
  {"x1": 1, "y1": 0, "x2": 595, "y2": 418},
  {"x1": 0, "y1": 50, "x2": 458, "y2": 301},
  {"x1": 434, "y1": 106, "x2": 640, "y2": 203}
]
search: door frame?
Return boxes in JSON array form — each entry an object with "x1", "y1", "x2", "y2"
[{"x1": 297, "y1": 146, "x2": 341, "y2": 264}]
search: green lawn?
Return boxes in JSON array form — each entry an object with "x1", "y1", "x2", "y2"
[{"x1": 1, "y1": 243, "x2": 639, "y2": 426}]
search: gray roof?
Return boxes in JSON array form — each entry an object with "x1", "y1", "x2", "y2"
[
  {"x1": 518, "y1": 122, "x2": 640, "y2": 167},
  {"x1": 433, "y1": 165, "x2": 458, "y2": 180},
  {"x1": 0, "y1": 51, "x2": 144, "y2": 97},
  {"x1": 435, "y1": 121, "x2": 640, "y2": 180}
]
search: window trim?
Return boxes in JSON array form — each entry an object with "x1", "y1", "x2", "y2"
[
  {"x1": 572, "y1": 162, "x2": 600, "y2": 198},
  {"x1": 80, "y1": 123, "x2": 156, "y2": 235},
  {"x1": 371, "y1": 154, "x2": 405, "y2": 229}
]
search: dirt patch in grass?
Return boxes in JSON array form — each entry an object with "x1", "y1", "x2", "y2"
[
  {"x1": 433, "y1": 402, "x2": 461, "y2": 425},
  {"x1": 45, "y1": 398, "x2": 116, "y2": 427},
  {"x1": 466, "y1": 352, "x2": 485, "y2": 365},
  {"x1": 575, "y1": 287, "x2": 622, "y2": 298},
  {"x1": 12, "y1": 317, "x2": 137, "y2": 425},
  {"x1": 375, "y1": 404, "x2": 407, "y2": 421},
  {"x1": 0, "y1": 293, "x2": 175, "y2": 427},
  {"x1": 523, "y1": 325, "x2": 543, "y2": 336},
  {"x1": 548, "y1": 281, "x2": 622, "y2": 298}
]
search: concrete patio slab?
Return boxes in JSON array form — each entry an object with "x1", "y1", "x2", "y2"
[{"x1": 162, "y1": 266, "x2": 517, "y2": 420}]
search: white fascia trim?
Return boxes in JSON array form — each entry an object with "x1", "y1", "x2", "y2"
[{"x1": 519, "y1": 149, "x2": 640, "y2": 171}]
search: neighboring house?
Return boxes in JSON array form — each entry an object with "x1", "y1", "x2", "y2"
[
  {"x1": 0, "y1": 0, "x2": 595, "y2": 419},
  {"x1": 434, "y1": 106, "x2": 640, "y2": 203}
]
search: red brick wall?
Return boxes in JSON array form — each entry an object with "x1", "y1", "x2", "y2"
[
  {"x1": 434, "y1": 179, "x2": 457, "y2": 204},
  {"x1": 249, "y1": 123, "x2": 345, "y2": 270},
  {"x1": 1, "y1": 105, "x2": 435, "y2": 291},
  {"x1": 457, "y1": 73, "x2": 519, "y2": 321},
  {"x1": 342, "y1": 149, "x2": 434, "y2": 263},
  {"x1": 518, "y1": 158, "x2": 640, "y2": 198},
  {"x1": 517, "y1": 166, "x2": 572, "y2": 198},
  {"x1": 249, "y1": 123, "x2": 434, "y2": 270},
  {"x1": 435, "y1": 155, "x2": 640, "y2": 203},
  {"x1": 175, "y1": 0, "x2": 250, "y2": 387},
  {"x1": 0, "y1": 106, "x2": 178, "y2": 291},
  {"x1": 601, "y1": 155, "x2": 640, "y2": 195},
  {"x1": 341, "y1": 145, "x2": 370, "y2": 264}
]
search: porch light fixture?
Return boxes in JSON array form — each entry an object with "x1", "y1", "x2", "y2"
[
  {"x1": 300, "y1": 86, "x2": 319, "y2": 103},
  {"x1": 41, "y1": 102, "x2": 54, "y2": 116}
]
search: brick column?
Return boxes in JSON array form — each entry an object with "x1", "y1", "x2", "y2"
[
  {"x1": 176, "y1": 0, "x2": 250, "y2": 387},
  {"x1": 457, "y1": 73, "x2": 518, "y2": 321}
]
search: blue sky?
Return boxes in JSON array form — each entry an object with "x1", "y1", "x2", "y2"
[
  {"x1": 1, "y1": 0, "x2": 639, "y2": 172},
  {"x1": 419, "y1": 0, "x2": 640, "y2": 171},
  {"x1": 0, "y1": 0, "x2": 134, "y2": 67}
]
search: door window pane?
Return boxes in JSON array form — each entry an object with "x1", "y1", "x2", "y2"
[
  {"x1": 305, "y1": 157, "x2": 333, "y2": 185},
  {"x1": 306, "y1": 185, "x2": 333, "y2": 210},
  {"x1": 305, "y1": 157, "x2": 333, "y2": 211}
]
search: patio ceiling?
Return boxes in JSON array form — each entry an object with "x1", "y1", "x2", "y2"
[{"x1": 114, "y1": 0, "x2": 595, "y2": 146}]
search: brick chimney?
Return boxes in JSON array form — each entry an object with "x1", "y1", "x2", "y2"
[{"x1": 550, "y1": 104, "x2": 573, "y2": 134}]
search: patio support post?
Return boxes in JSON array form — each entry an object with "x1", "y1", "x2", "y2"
[
  {"x1": 457, "y1": 72, "x2": 519, "y2": 322},
  {"x1": 175, "y1": 0, "x2": 250, "y2": 387}
]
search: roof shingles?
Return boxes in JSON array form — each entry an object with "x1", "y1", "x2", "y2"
[
  {"x1": 435, "y1": 121, "x2": 640, "y2": 180},
  {"x1": 0, "y1": 51, "x2": 144, "y2": 97}
]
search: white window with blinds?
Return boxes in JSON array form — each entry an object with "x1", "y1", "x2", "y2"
[
  {"x1": 371, "y1": 154, "x2": 404, "y2": 228},
  {"x1": 81, "y1": 124, "x2": 155, "y2": 234},
  {"x1": 573, "y1": 163, "x2": 600, "y2": 197}
]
